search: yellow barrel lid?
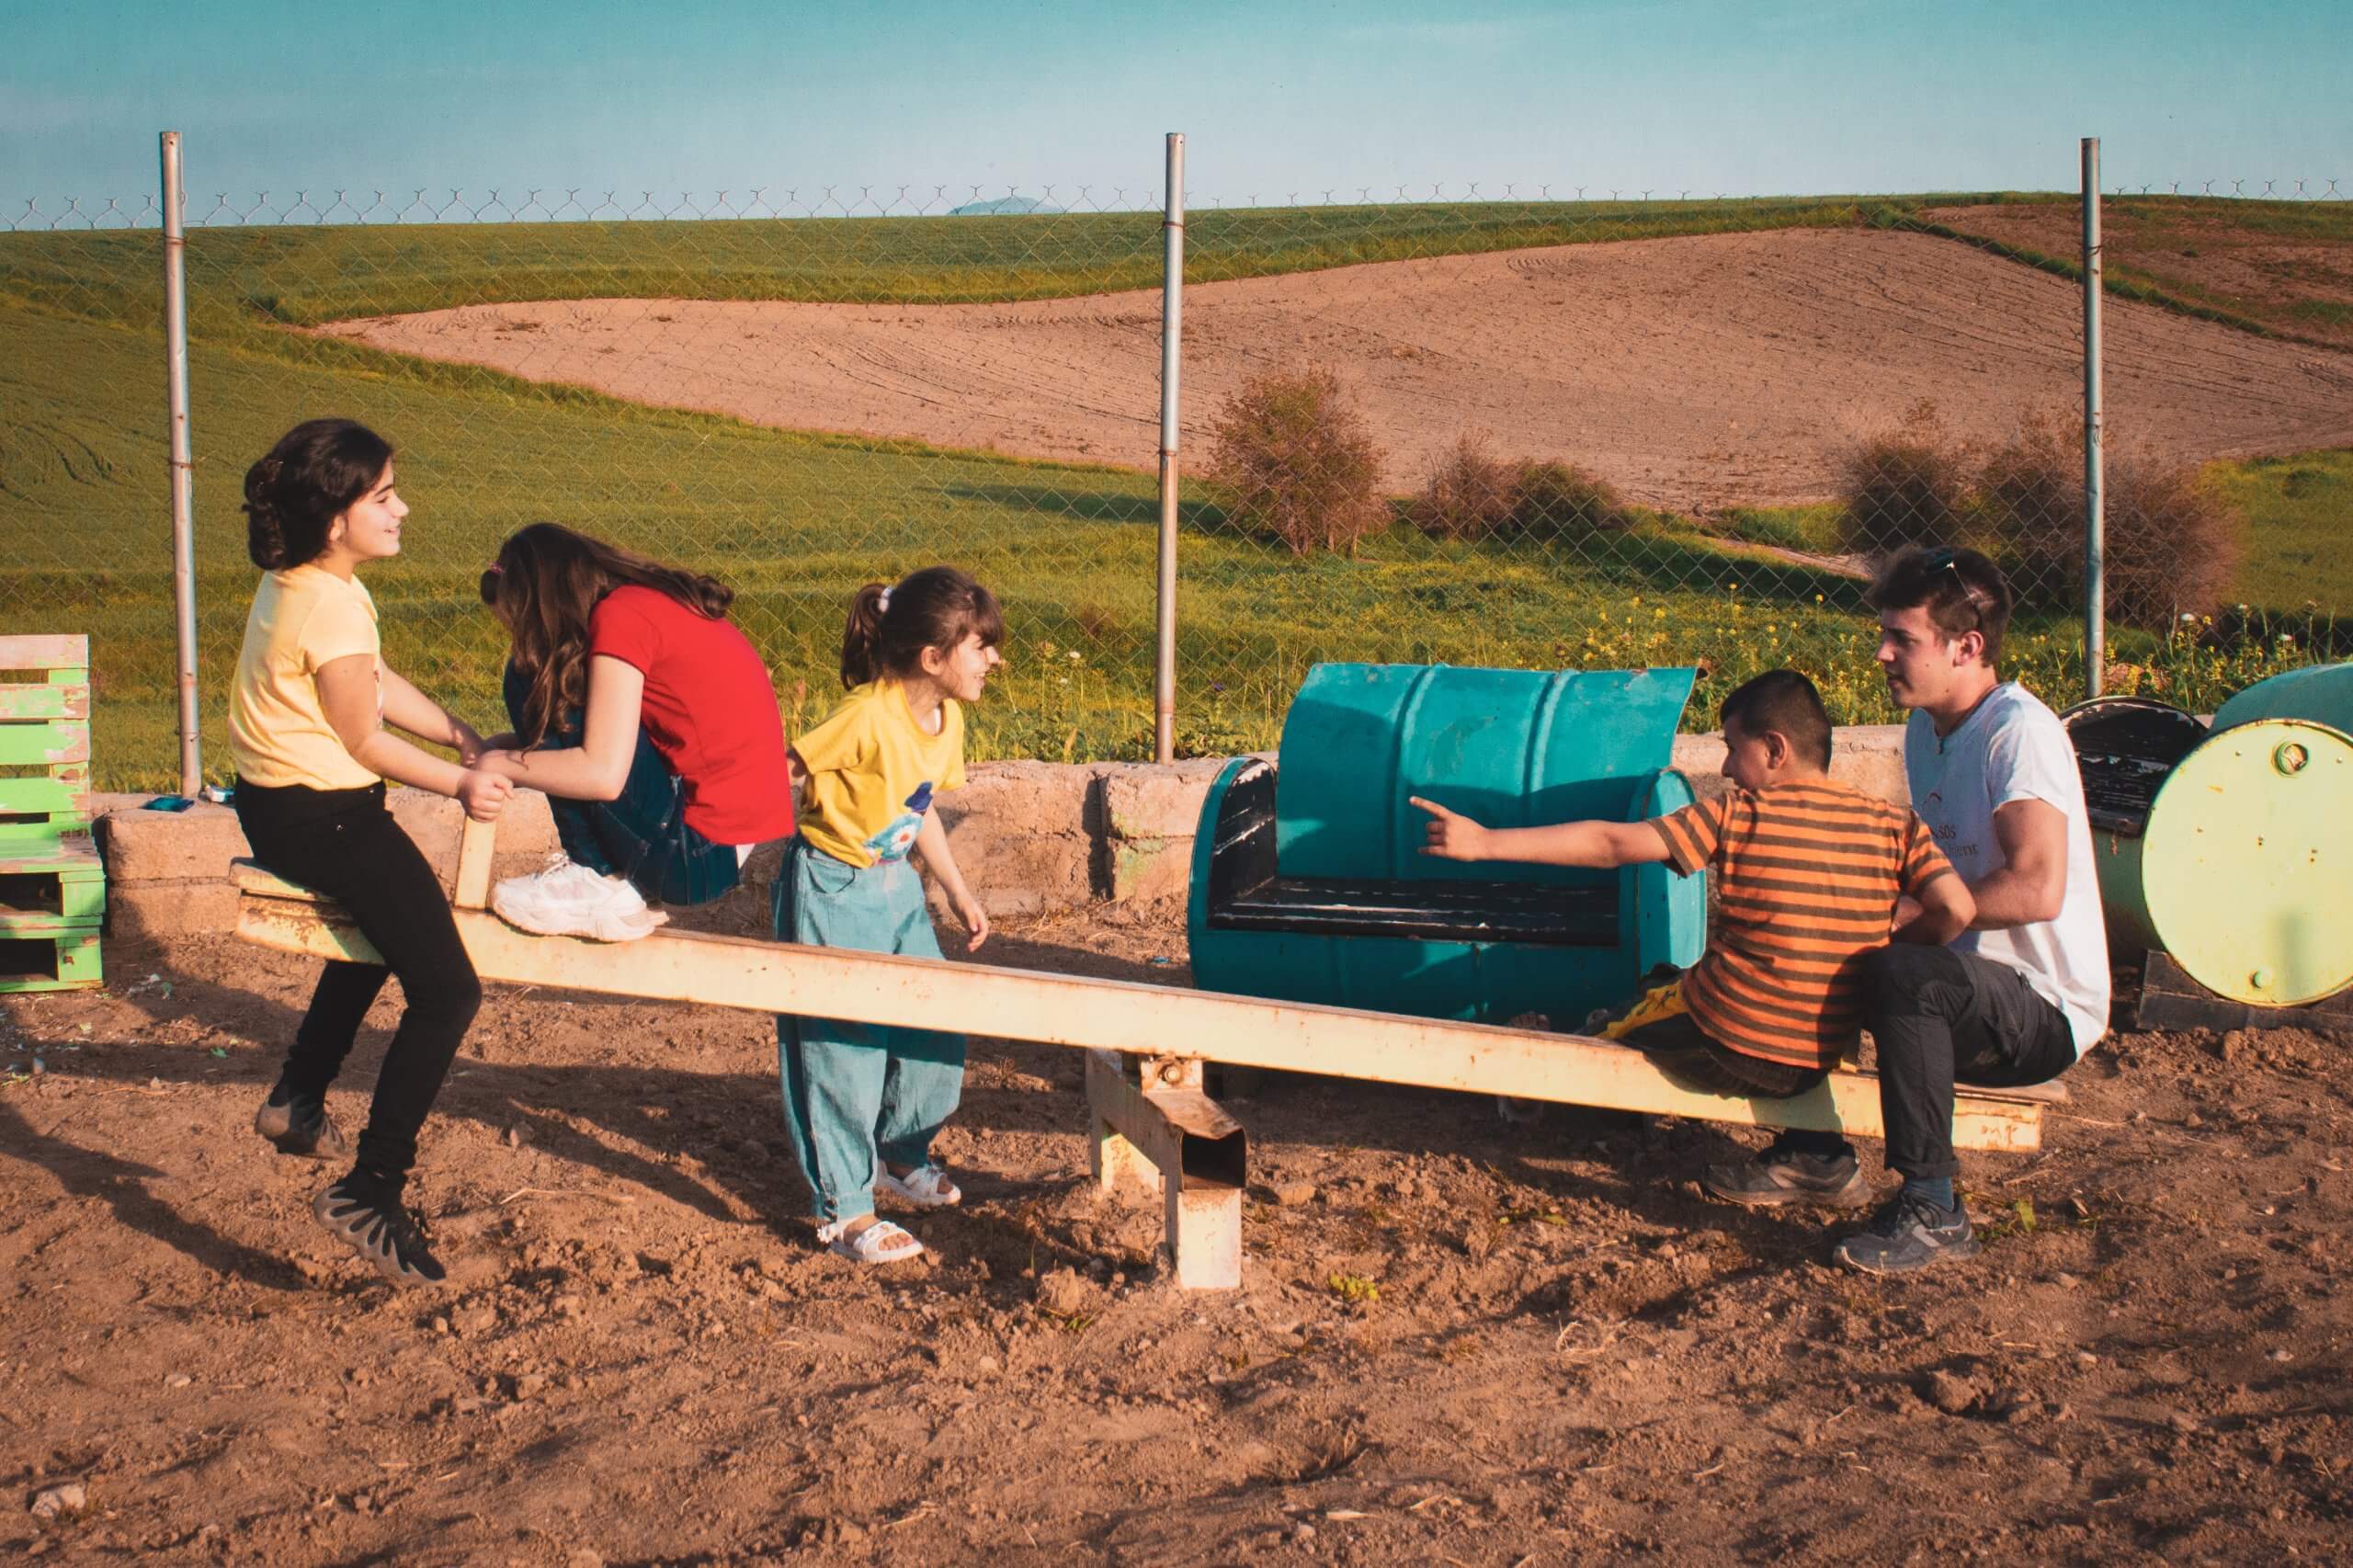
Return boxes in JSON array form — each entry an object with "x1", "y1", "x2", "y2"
[{"x1": 2142, "y1": 718, "x2": 2353, "y2": 1006}]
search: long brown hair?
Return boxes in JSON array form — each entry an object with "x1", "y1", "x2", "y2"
[
  {"x1": 482, "y1": 523, "x2": 735, "y2": 745},
  {"x1": 839, "y1": 565, "x2": 1004, "y2": 689}
]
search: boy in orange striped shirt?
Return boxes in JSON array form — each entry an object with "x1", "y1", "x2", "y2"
[{"x1": 1415, "y1": 669, "x2": 1974, "y2": 1207}]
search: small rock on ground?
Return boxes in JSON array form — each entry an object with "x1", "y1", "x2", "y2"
[
  {"x1": 1924, "y1": 1370, "x2": 1980, "y2": 1415},
  {"x1": 1035, "y1": 1267, "x2": 1089, "y2": 1316},
  {"x1": 29, "y1": 1483, "x2": 86, "y2": 1519}
]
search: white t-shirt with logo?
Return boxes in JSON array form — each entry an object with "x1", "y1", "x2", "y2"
[{"x1": 1904, "y1": 682, "x2": 2109, "y2": 1055}]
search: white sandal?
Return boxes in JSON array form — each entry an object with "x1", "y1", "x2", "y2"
[
  {"x1": 877, "y1": 1164, "x2": 962, "y2": 1209},
  {"x1": 817, "y1": 1217, "x2": 925, "y2": 1265}
]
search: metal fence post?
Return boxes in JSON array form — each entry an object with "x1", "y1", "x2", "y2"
[
  {"x1": 161, "y1": 131, "x2": 201, "y2": 796},
  {"x1": 1154, "y1": 132, "x2": 1186, "y2": 765},
  {"x1": 2081, "y1": 136, "x2": 2105, "y2": 699}
]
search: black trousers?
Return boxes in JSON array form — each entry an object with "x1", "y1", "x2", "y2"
[
  {"x1": 1859, "y1": 943, "x2": 2077, "y2": 1181},
  {"x1": 234, "y1": 779, "x2": 482, "y2": 1187}
]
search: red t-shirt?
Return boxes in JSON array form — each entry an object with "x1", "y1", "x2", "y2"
[{"x1": 587, "y1": 585, "x2": 793, "y2": 845}]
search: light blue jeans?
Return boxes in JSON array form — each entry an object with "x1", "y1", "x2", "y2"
[{"x1": 772, "y1": 838, "x2": 967, "y2": 1221}]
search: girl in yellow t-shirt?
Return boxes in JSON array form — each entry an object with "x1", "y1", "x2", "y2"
[
  {"x1": 229, "y1": 418, "x2": 512, "y2": 1288},
  {"x1": 776, "y1": 566, "x2": 1000, "y2": 1265}
]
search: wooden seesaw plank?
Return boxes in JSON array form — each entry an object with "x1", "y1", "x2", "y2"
[{"x1": 232, "y1": 820, "x2": 2049, "y2": 1156}]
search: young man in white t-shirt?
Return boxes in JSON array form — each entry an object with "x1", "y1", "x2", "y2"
[{"x1": 1800, "y1": 546, "x2": 2108, "y2": 1274}]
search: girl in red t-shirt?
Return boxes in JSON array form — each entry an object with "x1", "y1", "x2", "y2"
[{"x1": 478, "y1": 523, "x2": 792, "y2": 939}]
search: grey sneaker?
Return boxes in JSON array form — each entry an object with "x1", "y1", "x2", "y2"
[
  {"x1": 1834, "y1": 1192, "x2": 1981, "y2": 1276},
  {"x1": 254, "y1": 1086, "x2": 349, "y2": 1161},
  {"x1": 1702, "y1": 1141, "x2": 1870, "y2": 1208},
  {"x1": 313, "y1": 1180, "x2": 448, "y2": 1287}
]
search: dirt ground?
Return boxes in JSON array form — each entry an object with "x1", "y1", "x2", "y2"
[
  {"x1": 317, "y1": 227, "x2": 2353, "y2": 511},
  {"x1": 5, "y1": 905, "x2": 2351, "y2": 1566}
]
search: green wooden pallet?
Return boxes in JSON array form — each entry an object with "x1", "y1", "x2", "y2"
[
  {"x1": 0, "y1": 925, "x2": 104, "y2": 994},
  {"x1": 0, "y1": 848, "x2": 106, "y2": 928},
  {"x1": 0, "y1": 634, "x2": 102, "y2": 993}
]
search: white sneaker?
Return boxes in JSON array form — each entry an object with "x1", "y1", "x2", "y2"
[{"x1": 491, "y1": 854, "x2": 668, "y2": 942}]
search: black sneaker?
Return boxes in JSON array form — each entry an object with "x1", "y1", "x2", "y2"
[
  {"x1": 1702, "y1": 1140, "x2": 1870, "y2": 1208},
  {"x1": 1833, "y1": 1192, "x2": 1981, "y2": 1276},
  {"x1": 254, "y1": 1086, "x2": 349, "y2": 1161},
  {"x1": 313, "y1": 1180, "x2": 447, "y2": 1286}
]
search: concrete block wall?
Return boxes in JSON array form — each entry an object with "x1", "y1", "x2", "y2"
[
  {"x1": 92, "y1": 727, "x2": 1910, "y2": 937},
  {"x1": 95, "y1": 791, "x2": 562, "y2": 942}
]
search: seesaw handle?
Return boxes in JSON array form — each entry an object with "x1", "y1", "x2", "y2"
[{"x1": 455, "y1": 814, "x2": 496, "y2": 911}]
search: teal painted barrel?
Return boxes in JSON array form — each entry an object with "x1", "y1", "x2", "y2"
[
  {"x1": 2211, "y1": 660, "x2": 2353, "y2": 734},
  {"x1": 1188, "y1": 664, "x2": 1707, "y2": 1026}
]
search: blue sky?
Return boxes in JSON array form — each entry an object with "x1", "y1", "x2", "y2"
[{"x1": 6, "y1": 0, "x2": 2347, "y2": 210}]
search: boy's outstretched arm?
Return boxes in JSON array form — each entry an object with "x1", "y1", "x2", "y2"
[{"x1": 1410, "y1": 796, "x2": 1670, "y2": 869}]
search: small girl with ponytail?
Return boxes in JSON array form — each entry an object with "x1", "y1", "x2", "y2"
[
  {"x1": 229, "y1": 417, "x2": 511, "y2": 1287},
  {"x1": 776, "y1": 566, "x2": 1001, "y2": 1265}
]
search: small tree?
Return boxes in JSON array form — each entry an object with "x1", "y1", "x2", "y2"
[
  {"x1": 1205, "y1": 368, "x2": 1389, "y2": 556},
  {"x1": 1837, "y1": 399, "x2": 1972, "y2": 560}
]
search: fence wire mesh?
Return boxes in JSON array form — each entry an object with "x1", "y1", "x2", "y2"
[{"x1": 4, "y1": 172, "x2": 2346, "y2": 790}]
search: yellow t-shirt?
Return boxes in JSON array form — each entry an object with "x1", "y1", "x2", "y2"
[
  {"x1": 227, "y1": 564, "x2": 382, "y2": 790},
  {"x1": 792, "y1": 681, "x2": 966, "y2": 868}
]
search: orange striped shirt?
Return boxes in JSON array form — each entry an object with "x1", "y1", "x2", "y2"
[{"x1": 1648, "y1": 779, "x2": 1956, "y2": 1071}]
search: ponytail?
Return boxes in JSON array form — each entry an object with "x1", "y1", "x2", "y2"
[
  {"x1": 838, "y1": 584, "x2": 891, "y2": 688},
  {"x1": 837, "y1": 566, "x2": 1004, "y2": 690}
]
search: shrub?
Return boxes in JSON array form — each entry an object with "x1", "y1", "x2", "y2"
[
  {"x1": 1204, "y1": 368, "x2": 1388, "y2": 556},
  {"x1": 2104, "y1": 458, "x2": 2243, "y2": 628},
  {"x1": 1980, "y1": 413, "x2": 2244, "y2": 629},
  {"x1": 1411, "y1": 432, "x2": 1518, "y2": 540},
  {"x1": 1409, "y1": 437, "x2": 1626, "y2": 543},
  {"x1": 1978, "y1": 408, "x2": 2079, "y2": 609},
  {"x1": 1981, "y1": 411, "x2": 2075, "y2": 527},
  {"x1": 1511, "y1": 459, "x2": 1625, "y2": 539},
  {"x1": 1836, "y1": 399, "x2": 1972, "y2": 559}
]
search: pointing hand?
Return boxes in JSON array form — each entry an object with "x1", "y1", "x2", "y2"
[{"x1": 1409, "y1": 795, "x2": 1491, "y2": 861}]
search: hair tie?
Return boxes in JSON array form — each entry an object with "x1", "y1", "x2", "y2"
[{"x1": 877, "y1": 586, "x2": 892, "y2": 614}]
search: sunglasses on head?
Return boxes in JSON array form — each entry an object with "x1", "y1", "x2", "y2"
[{"x1": 1920, "y1": 548, "x2": 1993, "y2": 613}]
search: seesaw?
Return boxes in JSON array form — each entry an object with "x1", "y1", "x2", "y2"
[{"x1": 233, "y1": 815, "x2": 2060, "y2": 1289}]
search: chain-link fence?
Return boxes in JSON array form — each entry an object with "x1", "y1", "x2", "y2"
[{"x1": 5, "y1": 154, "x2": 2347, "y2": 791}]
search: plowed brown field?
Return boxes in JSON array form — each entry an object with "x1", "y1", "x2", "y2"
[{"x1": 320, "y1": 227, "x2": 2353, "y2": 510}]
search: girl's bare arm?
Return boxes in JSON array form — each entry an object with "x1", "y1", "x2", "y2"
[{"x1": 915, "y1": 807, "x2": 987, "y2": 950}]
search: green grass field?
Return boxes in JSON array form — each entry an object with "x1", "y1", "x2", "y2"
[
  {"x1": 1, "y1": 194, "x2": 1956, "y2": 330},
  {"x1": 3, "y1": 195, "x2": 2344, "y2": 790}
]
